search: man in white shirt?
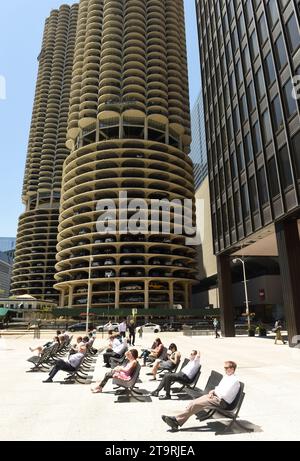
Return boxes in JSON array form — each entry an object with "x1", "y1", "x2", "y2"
[
  {"x1": 103, "y1": 336, "x2": 128, "y2": 367},
  {"x1": 151, "y1": 350, "x2": 201, "y2": 400},
  {"x1": 161, "y1": 361, "x2": 240, "y2": 430},
  {"x1": 118, "y1": 318, "x2": 127, "y2": 338},
  {"x1": 43, "y1": 344, "x2": 86, "y2": 383}
]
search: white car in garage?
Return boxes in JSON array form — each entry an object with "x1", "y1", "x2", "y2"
[
  {"x1": 96, "y1": 322, "x2": 119, "y2": 332},
  {"x1": 136, "y1": 322, "x2": 161, "y2": 334}
]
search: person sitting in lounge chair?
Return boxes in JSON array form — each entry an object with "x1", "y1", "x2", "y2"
[
  {"x1": 161, "y1": 361, "x2": 240, "y2": 430},
  {"x1": 29, "y1": 336, "x2": 60, "y2": 356},
  {"x1": 91, "y1": 349, "x2": 138, "y2": 393},
  {"x1": 150, "y1": 343, "x2": 181, "y2": 380},
  {"x1": 140, "y1": 338, "x2": 164, "y2": 366}
]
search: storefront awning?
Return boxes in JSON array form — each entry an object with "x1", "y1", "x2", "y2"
[{"x1": 0, "y1": 308, "x2": 12, "y2": 317}]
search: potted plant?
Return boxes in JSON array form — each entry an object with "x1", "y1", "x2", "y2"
[{"x1": 256, "y1": 324, "x2": 267, "y2": 337}]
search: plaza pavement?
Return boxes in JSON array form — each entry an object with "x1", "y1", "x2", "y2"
[{"x1": 0, "y1": 330, "x2": 299, "y2": 441}]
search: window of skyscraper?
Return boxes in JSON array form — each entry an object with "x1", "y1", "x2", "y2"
[
  {"x1": 250, "y1": 31, "x2": 259, "y2": 61},
  {"x1": 244, "y1": 0, "x2": 254, "y2": 25},
  {"x1": 255, "y1": 67, "x2": 266, "y2": 100},
  {"x1": 237, "y1": 13, "x2": 246, "y2": 39},
  {"x1": 252, "y1": 121, "x2": 263, "y2": 154},
  {"x1": 240, "y1": 93, "x2": 248, "y2": 124},
  {"x1": 274, "y1": 34, "x2": 288, "y2": 70},
  {"x1": 252, "y1": 0, "x2": 261, "y2": 10},
  {"x1": 271, "y1": 95, "x2": 284, "y2": 132},
  {"x1": 266, "y1": 0, "x2": 279, "y2": 29},
  {"x1": 268, "y1": 156, "x2": 280, "y2": 198},
  {"x1": 222, "y1": 11, "x2": 230, "y2": 36},
  {"x1": 237, "y1": 142, "x2": 245, "y2": 170},
  {"x1": 228, "y1": 196, "x2": 235, "y2": 228},
  {"x1": 222, "y1": 206, "x2": 229, "y2": 232},
  {"x1": 229, "y1": 71, "x2": 236, "y2": 97},
  {"x1": 224, "y1": 83, "x2": 230, "y2": 107},
  {"x1": 261, "y1": 110, "x2": 273, "y2": 145},
  {"x1": 241, "y1": 183, "x2": 250, "y2": 216},
  {"x1": 291, "y1": 132, "x2": 300, "y2": 180},
  {"x1": 226, "y1": 40, "x2": 233, "y2": 63},
  {"x1": 286, "y1": 14, "x2": 300, "y2": 54},
  {"x1": 246, "y1": 80, "x2": 256, "y2": 112},
  {"x1": 225, "y1": 159, "x2": 231, "y2": 183},
  {"x1": 230, "y1": 152, "x2": 238, "y2": 178},
  {"x1": 278, "y1": 145, "x2": 294, "y2": 189},
  {"x1": 234, "y1": 191, "x2": 242, "y2": 222},
  {"x1": 236, "y1": 59, "x2": 243, "y2": 87},
  {"x1": 220, "y1": 167, "x2": 225, "y2": 192},
  {"x1": 249, "y1": 176, "x2": 259, "y2": 211},
  {"x1": 245, "y1": 131, "x2": 254, "y2": 163},
  {"x1": 265, "y1": 52, "x2": 276, "y2": 87},
  {"x1": 227, "y1": 116, "x2": 234, "y2": 142},
  {"x1": 278, "y1": 0, "x2": 289, "y2": 11},
  {"x1": 283, "y1": 78, "x2": 298, "y2": 118},
  {"x1": 232, "y1": 28, "x2": 239, "y2": 54},
  {"x1": 258, "y1": 13, "x2": 268, "y2": 45},
  {"x1": 242, "y1": 45, "x2": 251, "y2": 74},
  {"x1": 233, "y1": 105, "x2": 241, "y2": 132},
  {"x1": 257, "y1": 166, "x2": 269, "y2": 205}
]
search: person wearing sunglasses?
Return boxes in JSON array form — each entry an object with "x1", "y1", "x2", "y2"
[{"x1": 162, "y1": 361, "x2": 240, "y2": 430}]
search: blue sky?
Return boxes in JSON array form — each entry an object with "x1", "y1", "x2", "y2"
[{"x1": 0, "y1": 0, "x2": 200, "y2": 237}]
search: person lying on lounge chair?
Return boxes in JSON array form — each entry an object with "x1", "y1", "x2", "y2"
[{"x1": 91, "y1": 349, "x2": 138, "y2": 393}]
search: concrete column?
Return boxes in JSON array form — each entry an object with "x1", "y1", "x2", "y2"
[
  {"x1": 59, "y1": 290, "x2": 65, "y2": 308},
  {"x1": 96, "y1": 120, "x2": 100, "y2": 142},
  {"x1": 145, "y1": 280, "x2": 149, "y2": 310},
  {"x1": 217, "y1": 255, "x2": 235, "y2": 337},
  {"x1": 165, "y1": 124, "x2": 169, "y2": 144},
  {"x1": 119, "y1": 116, "x2": 123, "y2": 139},
  {"x1": 184, "y1": 283, "x2": 189, "y2": 309},
  {"x1": 169, "y1": 281, "x2": 174, "y2": 309},
  {"x1": 276, "y1": 220, "x2": 300, "y2": 347},
  {"x1": 68, "y1": 285, "x2": 74, "y2": 308},
  {"x1": 144, "y1": 118, "x2": 148, "y2": 140},
  {"x1": 115, "y1": 280, "x2": 120, "y2": 310}
]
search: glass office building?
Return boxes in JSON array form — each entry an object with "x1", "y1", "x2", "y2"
[
  {"x1": 196, "y1": 0, "x2": 300, "y2": 344},
  {"x1": 190, "y1": 91, "x2": 208, "y2": 190},
  {"x1": 0, "y1": 238, "x2": 16, "y2": 253}
]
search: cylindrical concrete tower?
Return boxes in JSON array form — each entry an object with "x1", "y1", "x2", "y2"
[
  {"x1": 55, "y1": 0, "x2": 197, "y2": 313},
  {"x1": 11, "y1": 4, "x2": 79, "y2": 303}
]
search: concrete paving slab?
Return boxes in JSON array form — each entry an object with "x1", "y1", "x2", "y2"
[{"x1": 0, "y1": 332, "x2": 299, "y2": 441}]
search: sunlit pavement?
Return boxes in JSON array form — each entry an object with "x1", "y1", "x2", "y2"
[{"x1": 0, "y1": 331, "x2": 299, "y2": 441}]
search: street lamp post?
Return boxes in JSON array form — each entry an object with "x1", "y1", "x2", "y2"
[
  {"x1": 233, "y1": 258, "x2": 251, "y2": 331},
  {"x1": 105, "y1": 271, "x2": 113, "y2": 321},
  {"x1": 86, "y1": 256, "x2": 94, "y2": 335}
]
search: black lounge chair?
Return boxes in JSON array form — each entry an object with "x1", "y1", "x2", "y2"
[
  {"x1": 171, "y1": 358, "x2": 202, "y2": 393},
  {"x1": 197, "y1": 381, "x2": 254, "y2": 435},
  {"x1": 113, "y1": 362, "x2": 143, "y2": 401}
]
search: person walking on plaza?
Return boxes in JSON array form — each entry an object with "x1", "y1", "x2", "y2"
[
  {"x1": 274, "y1": 320, "x2": 286, "y2": 345},
  {"x1": 138, "y1": 326, "x2": 143, "y2": 339},
  {"x1": 161, "y1": 361, "x2": 240, "y2": 430},
  {"x1": 118, "y1": 318, "x2": 127, "y2": 338},
  {"x1": 128, "y1": 320, "x2": 136, "y2": 346},
  {"x1": 213, "y1": 318, "x2": 220, "y2": 338}
]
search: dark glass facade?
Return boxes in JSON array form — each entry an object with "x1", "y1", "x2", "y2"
[
  {"x1": 196, "y1": 0, "x2": 300, "y2": 344},
  {"x1": 196, "y1": 0, "x2": 300, "y2": 254}
]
